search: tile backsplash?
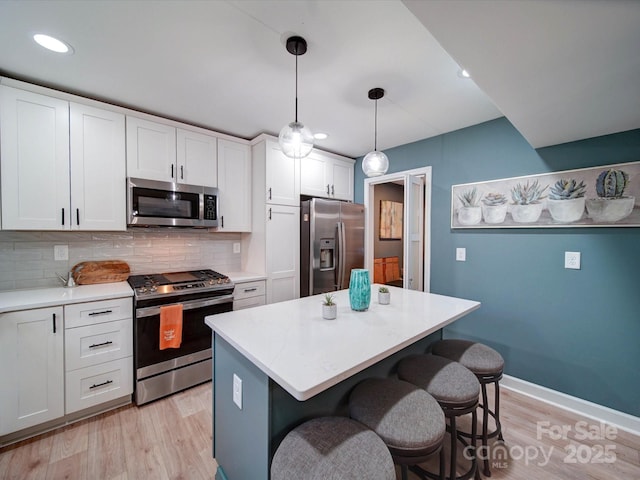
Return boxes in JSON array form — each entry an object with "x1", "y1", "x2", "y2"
[{"x1": 0, "y1": 229, "x2": 242, "y2": 291}]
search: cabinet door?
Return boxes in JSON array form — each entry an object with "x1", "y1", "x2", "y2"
[
  {"x1": 300, "y1": 152, "x2": 331, "y2": 198},
  {"x1": 0, "y1": 307, "x2": 64, "y2": 435},
  {"x1": 126, "y1": 116, "x2": 176, "y2": 182},
  {"x1": 330, "y1": 159, "x2": 354, "y2": 201},
  {"x1": 217, "y1": 139, "x2": 251, "y2": 232},
  {"x1": 0, "y1": 86, "x2": 70, "y2": 230},
  {"x1": 265, "y1": 140, "x2": 299, "y2": 206},
  {"x1": 70, "y1": 103, "x2": 126, "y2": 231},
  {"x1": 177, "y1": 128, "x2": 217, "y2": 187},
  {"x1": 265, "y1": 204, "x2": 300, "y2": 303}
]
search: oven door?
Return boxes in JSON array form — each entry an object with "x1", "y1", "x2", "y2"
[{"x1": 134, "y1": 294, "x2": 233, "y2": 378}]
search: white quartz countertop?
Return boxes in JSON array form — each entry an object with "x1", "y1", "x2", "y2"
[
  {"x1": 226, "y1": 272, "x2": 266, "y2": 283},
  {"x1": 206, "y1": 285, "x2": 480, "y2": 401},
  {"x1": 0, "y1": 282, "x2": 133, "y2": 314}
]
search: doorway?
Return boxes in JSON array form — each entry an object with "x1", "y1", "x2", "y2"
[{"x1": 363, "y1": 167, "x2": 432, "y2": 292}]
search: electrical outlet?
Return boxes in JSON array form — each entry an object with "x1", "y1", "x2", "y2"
[
  {"x1": 54, "y1": 245, "x2": 68, "y2": 261},
  {"x1": 233, "y1": 242, "x2": 241, "y2": 254},
  {"x1": 565, "y1": 251, "x2": 581, "y2": 270},
  {"x1": 233, "y1": 374, "x2": 242, "y2": 409},
  {"x1": 456, "y1": 248, "x2": 466, "y2": 262}
]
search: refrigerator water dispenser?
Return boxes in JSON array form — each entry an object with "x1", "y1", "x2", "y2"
[{"x1": 319, "y1": 239, "x2": 335, "y2": 270}]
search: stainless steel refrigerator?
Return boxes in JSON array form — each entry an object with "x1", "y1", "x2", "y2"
[{"x1": 300, "y1": 198, "x2": 365, "y2": 297}]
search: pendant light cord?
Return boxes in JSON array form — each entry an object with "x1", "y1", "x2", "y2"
[
  {"x1": 374, "y1": 98, "x2": 378, "y2": 151},
  {"x1": 294, "y1": 48, "x2": 299, "y2": 123}
]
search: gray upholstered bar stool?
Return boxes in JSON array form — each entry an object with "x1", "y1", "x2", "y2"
[
  {"x1": 349, "y1": 378, "x2": 446, "y2": 480},
  {"x1": 398, "y1": 354, "x2": 480, "y2": 480},
  {"x1": 431, "y1": 339, "x2": 504, "y2": 477},
  {"x1": 271, "y1": 416, "x2": 396, "y2": 480}
]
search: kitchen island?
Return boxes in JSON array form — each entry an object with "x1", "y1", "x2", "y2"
[{"x1": 205, "y1": 285, "x2": 480, "y2": 480}]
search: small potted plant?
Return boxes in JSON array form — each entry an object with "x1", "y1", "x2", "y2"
[
  {"x1": 322, "y1": 293, "x2": 337, "y2": 320},
  {"x1": 585, "y1": 168, "x2": 635, "y2": 222},
  {"x1": 457, "y1": 187, "x2": 481, "y2": 225},
  {"x1": 481, "y1": 192, "x2": 509, "y2": 224},
  {"x1": 378, "y1": 286, "x2": 390, "y2": 305},
  {"x1": 547, "y1": 178, "x2": 586, "y2": 222},
  {"x1": 510, "y1": 180, "x2": 548, "y2": 223}
]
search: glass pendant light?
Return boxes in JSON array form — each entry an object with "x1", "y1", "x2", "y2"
[
  {"x1": 362, "y1": 87, "x2": 389, "y2": 177},
  {"x1": 279, "y1": 36, "x2": 314, "y2": 159}
]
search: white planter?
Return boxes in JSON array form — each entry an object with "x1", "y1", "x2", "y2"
[
  {"x1": 322, "y1": 304, "x2": 337, "y2": 320},
  {"x1": 547, "y1": 197, "x2": 586, "y2": 223},
  {"x1": 481, "y1": 203, "x2": 508, "y2": 224},
  {"x1": 585, "y1": 196, "x2": 635, "y2": 223},
  {"x1": 510, "y1": 203, "x2": 543, "y2": 223},
  {"x1": 457, "y1": 206, "x2": 482, "y2": 225},
  {"x1": 378, "y1": 292, "x2": 390, "y2": 305}
]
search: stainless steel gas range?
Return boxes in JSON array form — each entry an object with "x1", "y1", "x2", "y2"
[{"x1": 127, "y1": 269, "x2": 234, "y2": 405}]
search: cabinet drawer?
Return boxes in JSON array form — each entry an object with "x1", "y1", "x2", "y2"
[
  {"x1": 65, "y1": 297, "x2": 132, "y2": 328},
  {"x1": 234, "y1": 280, "x2": 266, "y2": 300},
  {"x1": 233, "y1": 296, "x2": 266, "y2": 310},
  {"x1": 65, "y1": 318, "x2": 133, "y2": 371},
  {"x1": 65, "y1": 356, "x2": 133, "y2": 414}
]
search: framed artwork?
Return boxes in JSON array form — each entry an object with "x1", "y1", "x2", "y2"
[
  {"x1": 451, "y1": 161, "x2": 640, "y2": 228},
  {"x1": 380, "y1": 200, "x2": 403, "y2": 239}
]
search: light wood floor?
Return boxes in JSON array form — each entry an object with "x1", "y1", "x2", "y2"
[{"x1": 1, "y1": 382, "x2": 638, "y2": 479}]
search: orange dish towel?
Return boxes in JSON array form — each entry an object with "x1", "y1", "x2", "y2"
[{"x1": 159, "y1": 304, "x2": 183, "y2": 350}]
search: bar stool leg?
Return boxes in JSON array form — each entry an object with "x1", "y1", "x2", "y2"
[
  {"x1": 495, "y1": 380, "x2": 504, "y2": 442},
  {"x1": 481, "y1": 383, "x2": 491, "y2": 477}
]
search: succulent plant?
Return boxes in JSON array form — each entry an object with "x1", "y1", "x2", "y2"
[
  {"x1": 458, "y1": 187, "x2": 479, "y2": 207},
  {"x1": 378, "y1": 286, "x2": 389, "y2": 293},
  {"x1": 481, "y1": 192, "x2": 508, "y2": 206},
  {"x1": 510, "y1": 180, "x2": 548, "y2": 205},
  {"x1": 595, "y1": 169, "x2": 629, "y2": 198},
  {"x1": 322, "y1": 293, "x2": 335, "y2": 306},
  {"x1": 548, "y1": 178, "x2": 587, "y2": 200}
]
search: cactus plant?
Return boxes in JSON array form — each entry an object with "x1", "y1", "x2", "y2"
[
  {"x1": 458, "y1": 188, "x2": 479, "y2": 207},
  {"x1": 548, "y1": 179, "x2": 586, "y2": 200},
  {"x1": 510, "y1": 180, "x2": 548, "y2": 205},
  {"x1": 378, "y1": 286, "x2": 389, "y2": 293},
  {"x1": 322, "y1": 293, "x2": 335, "y2": 306},
  {"x1": 481, "y1": 192, "x2": 508, "y2": 206},
  {"x1": 595, "y1": 169, "x2": 629, "y2": 198}
]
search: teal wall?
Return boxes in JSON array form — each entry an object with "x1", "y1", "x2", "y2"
[{"x1": 354, "y1": 118, "x2": 640, "y2": 417}]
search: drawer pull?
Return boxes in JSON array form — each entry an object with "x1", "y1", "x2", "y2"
[
  {"x1": 88, "y1": 310, "x2": 113, "y2": 316},
  {"x1": 243, "y1": 288, "x2": 258, "y2": 293},
  {"x1": 89, "y1": 380, "x2": 113, "y2": 390},
  {"x1": 52, "y1": 313, "x2": 57, "y2": 334},
  {"x1": 89, "y1": 340, "x2": 114, "y2": 349}
]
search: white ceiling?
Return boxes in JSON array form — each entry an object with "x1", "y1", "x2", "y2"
[{"x1": 0, "y1": 1, "x2": 637, "y2": 159}]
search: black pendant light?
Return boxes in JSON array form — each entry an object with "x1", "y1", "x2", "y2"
[
  {"x1": 362, "y1": 87, "x2": 389, "y2": 177},
  {"x1": 278, "y1": 36, "x2": 314, "y2": 159}
]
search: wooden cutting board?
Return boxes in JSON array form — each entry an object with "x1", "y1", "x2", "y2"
[{"x1": 71, "y1": 260, "x2": 130, "y2": 285}]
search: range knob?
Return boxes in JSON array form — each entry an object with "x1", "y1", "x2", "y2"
[
  {"x1": 150, "y1": 285, "x2": 157, "y2": 292},
  {"x1": 217, "y1": 278, "x2": 223, "y2": 284},
  {"x1": 208, "y1": 279, "x2": 215, "y2": 285},
  {"x1": 224, "y1": 277, "x2": 230, "y2": 283}
]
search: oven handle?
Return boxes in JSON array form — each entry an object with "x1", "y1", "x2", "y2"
[{"x1": 135, "y1": 294, "x2": 234, "y2": 318}]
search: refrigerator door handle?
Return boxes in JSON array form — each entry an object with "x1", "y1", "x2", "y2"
[{"x1": 336, "y1": 221, "x2": 347, "y2": 290}]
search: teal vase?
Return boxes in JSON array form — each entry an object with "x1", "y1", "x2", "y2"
[{"x1": 349, "y1": 269, "x2": 371, "y2": 311}]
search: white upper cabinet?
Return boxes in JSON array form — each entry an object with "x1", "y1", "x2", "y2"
[
  {"x1": 70, "y1": 103, "x2": 126, "y2": 231},
  {"x1": 126, "y1": 116, "x2": 177, "y2": 182},
  {"x1": 177, "y1": 128, "x2": 217, "y2": 188},
  {"x1": 0, "y1": 86, "x2": 70, "y2": 230},
  {"x1": 263, "y1": 139, "x2": 300, "y2": 206},
  {"x1": 300, "y1": 150, "x2": 354, "y2": 201},
  {"x1": 217, "y1": 139, "x2": 251, "y2": 232},
  {"x1": 126, "y1": 116, "x2": 218, "y2": 187},
  {"x1": 0, "y1": 86, "x2": 126, "y2": 231}
]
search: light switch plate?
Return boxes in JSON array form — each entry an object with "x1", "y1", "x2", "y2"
[
  {"x1": 565, "y1": 251, "x2": 581, "y2": 270},
  {"x1": 233, "y1": 242, "x2": 241, "y2": 254},
  {"x1": 456, "y1": 248, "x2": 466, "y2": 262},
  {"x1": 233, "y1": 374, "x2": 242, "y2": 409}
]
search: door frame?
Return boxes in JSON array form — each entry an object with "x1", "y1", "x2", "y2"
[{"x1": 363, "y1": 166, "x2": 432, "y2": 292}]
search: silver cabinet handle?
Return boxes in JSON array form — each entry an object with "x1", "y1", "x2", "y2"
[
  {"x1": 88, "y1": 310, "x2": 113, "y2": 316},
  {"x1": 180, "y1": 165, "x2": 184, "y2": 179},
  {"x1": 331, "y1": 185, "x2": 335, "y2": 196},
  {"x1": 89, "y1": 340, "x2": 114, "y2": 349},
  {"x1": 243, "y1": 287, "x2": 257, "y2": 293},
  {"x1": 268, "y1": 187, "x2": 272, "y2": 200},
  {"x1": 327, "y1": 184, "x2": 330, "y2": 195},
  {"x1": 90, "y1": 380, "x2": 113, "y2": 390}
]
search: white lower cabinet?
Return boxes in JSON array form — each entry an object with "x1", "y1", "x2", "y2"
[
  {"x1": 233, "y1": 280, "x2": 266, "y2": 310},
  {"x1": 0, "y1": 307, "x2": 64, "y2": 436},
  {"x1": 64, "y1": 298, "x2": 133, "y2": 414},
  {"x1": 266, "y1": 205, "x2": 300, "y2": 303}
]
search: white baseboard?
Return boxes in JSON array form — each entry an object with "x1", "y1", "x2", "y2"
[{"x1": 501, "y1": 375, "x2": 640, "y2": 437}]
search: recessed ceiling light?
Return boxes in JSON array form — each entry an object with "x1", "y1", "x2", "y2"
[
  {"x1": 314, "y1": 132, "x2": 328, "y2": 140},
  {"x1": 458, "y1": 68, "x2": 471, "y2": 79},
  {"x1": 33, "y1": 33, "x2": 73, "y2": 54}
]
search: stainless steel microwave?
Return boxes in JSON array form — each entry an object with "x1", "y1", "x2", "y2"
[{"x1": 127, "y1": 177, "x2": 219, "y2": 228}]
